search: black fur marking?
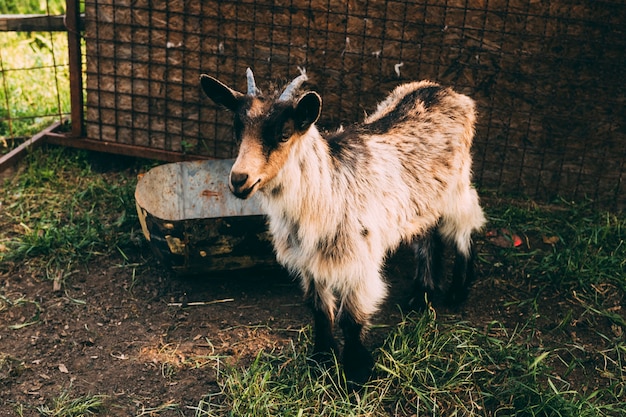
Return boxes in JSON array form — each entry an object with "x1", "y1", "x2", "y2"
[
  {"x1": 316, "y1": 235, "x2": 335, "y2": 261},
  {"x1": 232, "y1": 100, "x2": 295, "y2": 160},
  {"x1": 233, "y1": 116, "x2": 244, "y2": 143},
  {"x1": 232, "y1": 97, "x2": 255, "y2": 143},
  {"x1": 364, "y1": 86, "x2": 444, "y2": 135},
  {"x1": 312, "y1": 310, "x2": 336, "y2": 353},
  {"x1": 260, "y1": 103, "x2": 296, "y2": 158},
  {"x1": 415, "y1": 85, "x2": 444, "y2": 108},
  {"x1": 326, "y1": 128, "x2": 370, "y2": 170},
  {"x1": 361, "y1": 228, "x2": 369, "y2": 238}
]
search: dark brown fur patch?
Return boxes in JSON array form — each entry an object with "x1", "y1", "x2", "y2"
[
  {"x1": 317, "y1": 224, "x2": 349, "y2": 262},
  {"x1": 326, "y1": 129, "x2": 370, "y2": 170},
  {"x1": 280, "y1": 212, "x2": 301, "y2": 249},
  {"x1": 364, "y1": 86, "x2": 444, "y2": 135},
  {"x1": 270, "y1": 184, "x2": 283, "y2": 197}
]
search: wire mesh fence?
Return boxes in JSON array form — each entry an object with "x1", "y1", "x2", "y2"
[
  {"x1": 8, "y1": 0, "x2": 626, "y2": 209},
  {"x1": 0, "y1": 2, "x2": 71, "y2": 155}
]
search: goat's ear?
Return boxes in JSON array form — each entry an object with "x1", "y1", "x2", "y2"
[
  {"x1": 294, "y1": 92, "x2": 321, "y2": 132},
  {"x1": 200, "y1": 74, "x2": 243, "y2": 112}
]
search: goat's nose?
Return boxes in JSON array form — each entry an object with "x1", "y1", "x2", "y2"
[{"x1": 230, "y1": 172, "x2": 249, "y2": 188}]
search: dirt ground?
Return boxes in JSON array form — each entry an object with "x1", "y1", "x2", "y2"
[{"x1": 0, "y1": 205, "x2": 618, "y2": 415}]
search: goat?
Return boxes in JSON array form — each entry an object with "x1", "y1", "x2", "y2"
[{"x1": 199, "y1": 68, "x2": 486, "y2": 384}]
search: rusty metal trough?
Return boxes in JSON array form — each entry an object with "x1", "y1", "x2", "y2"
[{"x1": 135, "y1": 159, "x2": 276, "y2": 274}]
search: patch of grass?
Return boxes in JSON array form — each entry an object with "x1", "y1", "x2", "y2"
[
  {"x1": 379, "y1": 314, "x2": 624, "y2": 417},
  {"x1": 0, "y1": 147, "x2": 146, "y2": 280},
  {"x1": 195, "y1": 310, "x2": 625, "y2": 416},
  {"x1": 0, "y1": 32, "x2": 70, "y2": 147},
  {"x1": 135, "y1": 401, "x2": 181, "y2": 417},
  {"x1": 486, "y1": 199, "x2": 625, "y2": 328},
  {"x1": 478, "y1": 197, "x2": 626, "y2": 414},
  {"x1": 0, "y1": 353, "x2": 25, "y2": 382},
  {"x1": 1, "y1": 0, "x2": 73, "y2": 153},
  {"x1": 0, "y1": 294, "x2": 42, "y2": 329},
  {"x1": 36, "y1": 388, "x2": 106, "y2": 417},
  {"x1": 194, "y1": 338, "x2": 361, "y2": 417}
]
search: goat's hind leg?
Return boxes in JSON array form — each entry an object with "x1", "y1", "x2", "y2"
[
  {"x1": 409, "y1": 227, "x2": 445, "y2": 310},
  {"x1": 446, "y1": 237, "x2": 476, "y2": 306},
  {"x1": 440, "y1": 188, "x2": 485, "y2": 306}
]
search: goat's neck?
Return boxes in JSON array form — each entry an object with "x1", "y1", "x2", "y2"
[{"x1": 263, "y1": 125, "x2": 337, "y2": 219}]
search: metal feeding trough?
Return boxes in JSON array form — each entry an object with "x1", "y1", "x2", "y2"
[{"x1": 135, "y1": 159, "x2": 276, "y2": 274}]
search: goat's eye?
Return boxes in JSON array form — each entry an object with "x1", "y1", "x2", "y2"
[{"x1": 280, "y1": 125, "x2": 293, "y2": 142}]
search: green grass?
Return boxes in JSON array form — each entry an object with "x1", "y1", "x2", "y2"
[
  {"x1": 1, "y1": 150, "x2": 624, "y2": 415},
  {"x1": 192, "y1": 311, "x2": 624, "y2": 416},
  {"x1": 1, "y1": 0, "x2": 65, "y2": 15},
  {"x1": 487, "y1": 200, "x2": 626, "y2": 329},
  {"x1": 35, "y1": 388, "x2": 106, "y2": 417},
  {"x1": 0, "y1": 147, "x2": 144, "y2": 279},
  {"x1": 211, "y1": 320, "x2": 620, "y2": 416},
  {"x1": 0, "y1": 32, "x2": 71, "y2": 143},
  {"x1": 189, "y1": 196, "x2": 625, "y2": 416},
  {"x1": 1, "y1": 0, "x2": 72, "y2": 153},
  {"x1": 198, "y1": 198, "x2": 624, "y2": 416}
]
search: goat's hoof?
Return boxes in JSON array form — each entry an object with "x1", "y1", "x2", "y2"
[
  {"x1": 342, "y1": 346, "x2": 374, "y2": 386},
  {"x1": 308, "y1": 351, "x2": 336, "y2": 368},
  {"x1": 408, "y1": 296, "x2": 428, "y2": 311},
  {"x1": 408, "y1": 290, "x2": 433, "y2": 311},
  {"x1": 444, "y1": 287, "x2": 469, "y2": 307}
]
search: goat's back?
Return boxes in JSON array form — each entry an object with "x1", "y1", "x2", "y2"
[{"x1": 320, "y1": 81, "x2": 477, "y2": 238}]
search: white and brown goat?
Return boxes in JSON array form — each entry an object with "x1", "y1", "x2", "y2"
[{"x1": 200, "y1": 68, "x2": 486, "y2": 384}]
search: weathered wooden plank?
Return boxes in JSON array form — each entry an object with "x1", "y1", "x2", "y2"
[
  {"x1": 45, "y1": 134, "x2": 209, "y2": 162},
  {"x1": 0, "y1": 14, "x2": 65, "y2": 32},
  {"x1": 0, "y1": 14, "x2": 84, "y2": 32},
  {"x1": 0, "y1": 122, "x2": 60, "y2": 175}
]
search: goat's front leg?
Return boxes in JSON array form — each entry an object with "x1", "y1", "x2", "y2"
[
  {"x1": 308, "y1": 282, "x2": 339, "y2": 366},
  {"x1": 339, "y1": 270, "x2": 387, "y2": 386},
  {"x1": 338, "y1": 309, "x2": 373, "y2": 386}
]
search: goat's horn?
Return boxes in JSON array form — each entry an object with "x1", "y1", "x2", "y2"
[
  {"x1": 246, "y1": 68, "x2": 259, "y2": 96},
  {"x1": 279, "y1": 67, "x2": 308, "y2": 102}
]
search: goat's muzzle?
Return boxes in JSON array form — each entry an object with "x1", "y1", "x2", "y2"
[{"x1": 229, "y1": 171, "x2": 260, "y2": 199}]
